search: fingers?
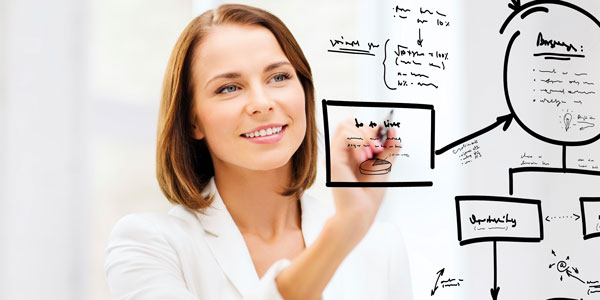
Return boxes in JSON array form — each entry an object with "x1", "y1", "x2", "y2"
[
  {"x1": 374, "y1": 127, "x2": 402, "y2": 163},
  {"x1": 329, "y1": 120, "x2": 380, "y2": 180},
  {"x1": 331, "y1": 118, "x2": 403, "y2": 183},
  {"x1": 353, "y1": 125, "x2": 380, "y2": 163},
  {"x1": 331, "y1": 122, "x2": 362, "y2": 164},
  {"x1": 367, "y1": 134, "x2": 384, "y2": 155},
  {"x1": 332, "y1": 120, "x2": 379, "y2": 161}
]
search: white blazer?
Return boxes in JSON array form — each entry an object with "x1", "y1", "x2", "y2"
[{"x1": 105, "y1": 178, "x2": 413, "y2": 299}]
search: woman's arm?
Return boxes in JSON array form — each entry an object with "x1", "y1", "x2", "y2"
[
  {"x1": 275, "y1": 212, "x2": 377, "y2": 300},
  {"x1": 276, "y1": 122, "x2": 401, "y2": 300}
]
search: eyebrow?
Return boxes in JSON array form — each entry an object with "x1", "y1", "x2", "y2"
[
  {"x1": 204, "y1": 61, "x2": 292, "y2": 89},
  {"x1": 264, "y1": 61, "x2": 291, "y2": 72}
]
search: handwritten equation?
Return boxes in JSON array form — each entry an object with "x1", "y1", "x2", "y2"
[{"x1": 327, "y1": 4, "x2": 451, "y2": 91}]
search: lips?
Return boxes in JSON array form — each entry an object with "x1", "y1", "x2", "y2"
[
  {"x1": 241, "y1": 124, "x2": 287, "y2": 144},
  {"x1": 241, "y1": 124, "x2": 287, "y2": 138}
]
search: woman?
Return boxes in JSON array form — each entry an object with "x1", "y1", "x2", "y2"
[{"x1": 105, "y1": 4, "x2": 412, "y2": 300}]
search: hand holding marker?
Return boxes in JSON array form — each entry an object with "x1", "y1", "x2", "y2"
[
  {"x1": 378, "y1": 109, "x2": 395, "y2": 145},
  {"x1": 357, "y1": 109, "x2": 397, "y2": 175}
]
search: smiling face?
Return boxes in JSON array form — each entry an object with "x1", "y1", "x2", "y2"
[{"x1": 189, "y1": 24, "x2": 306, "y2": 173}]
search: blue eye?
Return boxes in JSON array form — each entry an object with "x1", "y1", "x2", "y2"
[
  {"x1": 271, "y1": 72, "x2": 291, "y2": 83},
  {"x1": 217, "y1": 85, "x2": 239, "y2": 94},
  {"x1": 273, "y1": 74, "x2": 286, "y2": 82}
]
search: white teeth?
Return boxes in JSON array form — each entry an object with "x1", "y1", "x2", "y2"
[{"x1": 243, "y1": 126, "x2": 284, "y2": 138}]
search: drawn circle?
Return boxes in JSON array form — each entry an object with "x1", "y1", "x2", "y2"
[
  {"x1": 502, "y1": 2, "x2": 600, "y2": 145},
  {"x1": 556, "y1": 260, "x2": 568, "y2": 273},
  {"x1": 359, "y1": 158, "x2": 392, "y2": 175}
]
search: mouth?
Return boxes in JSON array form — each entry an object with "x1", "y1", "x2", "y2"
[{"x1": 241, "y1": 124, "x2": 287, "y2": 138}]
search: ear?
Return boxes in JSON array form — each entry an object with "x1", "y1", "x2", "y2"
[{"x1": 190, "y1": 118, "x2": 205, "y2": 140}]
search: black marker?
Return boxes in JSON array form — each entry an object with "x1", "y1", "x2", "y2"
[{"x1": 378, "y1": 109, "x2": 394, "y2": 144}]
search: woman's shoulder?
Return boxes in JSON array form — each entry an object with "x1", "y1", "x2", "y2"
[
  {"x1": 108, "y1": 205, "x2": 204, "y2": 243},
  {"x1": 105, "y1": 206, "x2": 221, "y2": 299}
]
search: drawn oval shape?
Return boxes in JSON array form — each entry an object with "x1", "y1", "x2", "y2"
[{"x1": 502, "y1": 2, "x2": 600, "y2": 146}]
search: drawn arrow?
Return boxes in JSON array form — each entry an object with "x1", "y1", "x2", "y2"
[
  {"x1": 508, "y1": 0, "x2": 521, "y2": 11},
  {"x1": 436, "y1": 114, "x2": 513, "y2": 155},
  {"x1": 491, "y1": 286, "x2": 500, "y2": 300},
  {"x1": 491, "y1": 241, "x2": 501, "y2": 300},
  {"x1": 545, "y1": 214, "x2": 581, "y2": 222},
  {"x1": 566, "y1": 269, "x2": 585, "y2": 284},
  {"x1": 431, "y1": 268, "x2": 445, "y2": 296}
]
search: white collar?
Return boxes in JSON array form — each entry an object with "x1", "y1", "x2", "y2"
[{"x1": 193, "y1": 177, "x2": 327, "y2": 295}]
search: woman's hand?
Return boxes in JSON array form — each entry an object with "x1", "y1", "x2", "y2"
[
  {"x1": 329, "y1": 119, "x2": 402, "y2": 242},
  {"x1": 275, "y1": 119, "x2": 401, "y2": 300}
]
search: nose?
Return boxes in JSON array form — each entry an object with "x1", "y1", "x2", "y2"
[{"x1": 244, "y1": 83, "x2": 275, "y2": 115}]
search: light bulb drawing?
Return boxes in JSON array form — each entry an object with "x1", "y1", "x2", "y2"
[{"x1": 564, "y1": 113, "x2": 573, "y2": 132}]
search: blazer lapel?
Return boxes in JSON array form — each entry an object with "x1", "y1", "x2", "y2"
[
  {"x1": 195, "y1": 179, "x2": 259, "y2": 296},
  {"x1": 194, "y1": 179, "x2": 334, "y2": 296}
]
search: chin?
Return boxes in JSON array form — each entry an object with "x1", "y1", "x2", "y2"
[
  {"x1": 242, "y1": 139, "x2": 302, "y2": 171},
  {"x1": 244, "y1": 154, "x2": 293, "y2": 171},
  {"x1": 213, "y1": 137, "x2": 303, "y2": 172}
]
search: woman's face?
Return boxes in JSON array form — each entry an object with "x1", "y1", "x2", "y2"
[{"x1": 190, "y1": 24, "x2": 306, "y2": 172}]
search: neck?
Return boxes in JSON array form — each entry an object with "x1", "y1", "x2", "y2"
[{"x1": 213, "y1": 161, "x2": 301, "y2": 240}]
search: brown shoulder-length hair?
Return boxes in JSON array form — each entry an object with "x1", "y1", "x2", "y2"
[{"x1": 156, "y1": 4, "x2": 317, "y2": 211}]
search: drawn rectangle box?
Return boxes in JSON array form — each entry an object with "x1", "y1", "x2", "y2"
[
  {"x1": 455, "y1": 196, "x2": 543, "y2": 246},
  {"x1": 322, "y1": 99, "x2": 435, "y2": 188},
  {"x1": 580, "y1": 197, "x2": 600, "y2": 240}
]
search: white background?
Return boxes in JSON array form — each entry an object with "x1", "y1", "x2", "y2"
[{"x1": 2, "y1": 0, "x2": 600, "y2": 299}]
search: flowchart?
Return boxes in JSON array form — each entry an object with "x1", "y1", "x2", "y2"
[{"x1": 322, "y1": 1, "x2": 600, "y2": 299}]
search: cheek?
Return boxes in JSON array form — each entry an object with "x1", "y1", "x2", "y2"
[
  {"x1": 282, "y1": 81, "x2": 307, "y2": 128},
  {"x1": 292, "y1": 91, "x2": 307, "y2": 134},
  {"x1": 197, "y1": 103, "x2": 237, "y2": 142},
  {"x1": 295, "y1": 100, "x2": 307, "y2": 133}
]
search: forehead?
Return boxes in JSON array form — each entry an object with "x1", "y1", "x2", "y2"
[{"x1": 192, "y1": 24, "x2": 289, "y2": 80}]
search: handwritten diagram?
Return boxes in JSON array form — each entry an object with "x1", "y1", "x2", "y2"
[
  {"x1": 359, "y1": 158, "x2": 393, "y2": 175},
  {"x1": 435, "y1": 1, "x2": 600, "y2": 299},
  {"x1": 323, "y1": 0, "x2": 600, "y2": 299},
  {"x1": 322, "y1": 100, "x2": 434, "y2": 187}
]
